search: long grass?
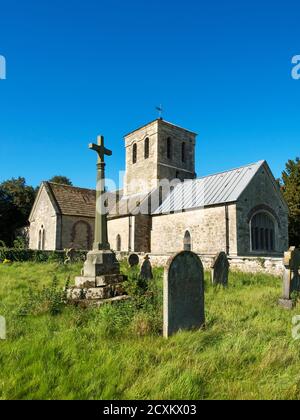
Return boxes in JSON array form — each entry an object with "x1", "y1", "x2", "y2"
[{"x1": 0, "y1": 262, "x2": 300, "y2": 400}]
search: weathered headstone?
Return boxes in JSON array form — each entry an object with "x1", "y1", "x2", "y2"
[
  {"x1": 211, "y1": 251, "x2": 229, "y2": 286},
  {"x1": 64, "y1": 248, "x2": 76, "y2": 265},
  {"x1": 164, "y1": 251, "x2": 205, "y2": 338},
  {"x1": 128, "y1": 253, "x2": 139, "y2": 268},
  {"x1": 68, "y1": 135, "x2": 127, "y2": 306},
  {"x1": 140, "y1": 255, "x2": 153, "y2": 280},
  {"x1": 279, "y1": 247, "x2": 300, "y2": 309}
]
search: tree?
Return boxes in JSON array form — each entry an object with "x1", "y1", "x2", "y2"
[
  {"x1": 0, "y1": 177, "x2": 36, "y2": 246},
  {"x1": 49, "y1": 176, "x2": 73, "y2": 186},
  {"x1": 281, "y1": 158, "x2": 300, "y2": 247}
]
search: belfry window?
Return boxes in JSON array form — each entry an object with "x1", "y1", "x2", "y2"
[
  {"x1": 167, "y1": 137, "x2": 172, "y2": 159},
  {"x1": 251, "y1": 212, "x2": 275, "y2": 252},
  {"x1": 182, "y1": 142, "x2": 186, "y2": 163},
  {"x1": 132, "y1": 143, "x2": 137, "y2": 164},
  {"x1": 144, "y1": 138, "x2": 150, "y2": 159}
]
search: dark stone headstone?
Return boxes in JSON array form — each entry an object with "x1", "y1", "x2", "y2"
[
  {"x1": 211, "y1": 252, "x2": 229, "y2": 287},
  {"x1": 164, "y1": 251, "x2": 205, "y2": 338},
  {"x1": 128, "y1": 253, "x2": 139, "y2": 268},
  {"x1": 140, "y1": 255, "x2": 153, "y2": 280}
]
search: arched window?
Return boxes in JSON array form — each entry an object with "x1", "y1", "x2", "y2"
[
  {"x1": 167, "y1": 137, "x2": 172, "y2": 159},
  {"x1": 144, "y1": 138, "x2": 149, "y2": 159},
  {"x1": 132, "y1": 143, "x2": 137, "y2": 164},
  {"x1": 116, "y1": 235, "x2": 121, "y2": 252},
  {"x1": 183, "y1": 230, "x2": 192, "y2": 251},
  {"x1": 159, "y1": 186, "x2": 163, "y2": 207},
  {"x1": 251, "y1": 212, "x2": 275, "y2": 252},
  {"x1": 38, "y1": 225, "x2": 45, "y2": 250},
  {"x1": 181, "y1": 143, "x2": 186, "y2": 163}
]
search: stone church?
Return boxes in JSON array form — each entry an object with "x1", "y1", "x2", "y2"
[{"x1": 29, "y1": 118, "x2": 289, "y2": 257}]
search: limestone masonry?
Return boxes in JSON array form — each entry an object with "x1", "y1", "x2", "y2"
[{"x1": 29, "y1": 118, "x2": 289, "y2": 261}]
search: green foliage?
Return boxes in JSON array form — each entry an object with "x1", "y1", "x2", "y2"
[
  {"x1": 0, "y1": 177, "x2": 36, "y2": 246},
  {"x1": 18, "y1": 276, "x2": 70, "y2": 317},
  {"x1": 1, "y1": 263, "x2": 300, "y2": 400},
  {"x1": 49, "y1": 176, "x2": 73, "y2": 186},
  {"x1": 0, "y1": 248, "x2": 87, "y2": 263},
  {"x1": 281, "y1": 157, "x2": 300, "y2": 247},
  {"x1": 13, "y1": 236, "x2": 27, "y2": 250}
]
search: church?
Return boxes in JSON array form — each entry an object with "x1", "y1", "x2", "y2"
[{"x1": 29, "y1": 118, "x2": 289, "y2": 257}]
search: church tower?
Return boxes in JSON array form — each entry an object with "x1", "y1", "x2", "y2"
[{"x1": 123, "y1": 119, "x2": 197, "y2": 196}]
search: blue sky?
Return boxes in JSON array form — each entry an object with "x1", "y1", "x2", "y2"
[{"x1": 0, "y1": 0, "x2": 299, "y2": 189}]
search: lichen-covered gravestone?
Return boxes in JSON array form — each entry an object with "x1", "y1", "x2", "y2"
[
  {"x1": 164, "y1": 251, "x2": 205, "y2": 338},
  {"x1": 140, "y1": 255, "x2": 153, "y2": 280},
  {"x1": 128, "y1": 253, "x2": 139, "y2": 268},
  {"x1": 211, "y1": 251, "x2": 229, "y2": 286},
  {"x1": 279, "y1": 247, "x2": 300, "y2": 309}
]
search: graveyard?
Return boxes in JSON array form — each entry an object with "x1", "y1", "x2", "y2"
[{"x1": 1, "y1": 260, "x2": 300, "y2": 400}]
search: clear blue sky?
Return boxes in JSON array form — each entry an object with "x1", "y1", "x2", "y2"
[{"x1": 0, "y1": 0, "x2": 299, "y2": 190}]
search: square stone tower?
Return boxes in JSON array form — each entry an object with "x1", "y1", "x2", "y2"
[{"x1": 124, "y1": 119, "x2": 197, "y2": 196}]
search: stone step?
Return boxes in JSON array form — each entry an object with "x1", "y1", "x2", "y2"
[
  {"x1": 75, "y1": 274, "x2": 127, "y2": 289},
  {"x1": 71, "y1": 295, "x2": 131, "y2": 308},
  {"x1": 67, "y1": 284, "x2": 125, "y2": 301}
]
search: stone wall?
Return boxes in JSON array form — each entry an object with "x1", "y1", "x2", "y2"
[
  {"x1": 61, "y1": 216, "x2": 94, "y2": 250},
  {"x1": 124, "y1": 121, "x2": 158, "y2": 196},
  {"x1": 29, "y1": 186, "x2": 58, "y2": 251},
  {"x1": 116, "y1": 252, "x2": 284, "y2": 277},
  {"x1": 123, "y1": 119, "x2": 196, "y2": 196},
  {"x1": 151, "y1": 204, "x2": 237, "y2": 255},
  {"x1": 108, "y1": 216, "x2": 131, "y2": 252},
  {"x1": 237, "y1": 163, "x2": 289, "y2": 256}
]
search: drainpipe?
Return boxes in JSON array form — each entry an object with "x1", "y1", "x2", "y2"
[{"x1": 225, "y1": 205, "x2": 230, "y2": 256}]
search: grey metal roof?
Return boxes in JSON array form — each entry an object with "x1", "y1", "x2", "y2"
[{"x1": 153, "y1": 161, "x2": 265, "y2": 214}]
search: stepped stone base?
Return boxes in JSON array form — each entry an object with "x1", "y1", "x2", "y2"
[{"x1": 67, "y1": 249, "x2": 127, "y2": 306}]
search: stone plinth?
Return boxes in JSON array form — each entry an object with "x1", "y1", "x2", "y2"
[{"x1": 68, "y1": 250, "x2": 127, "y2": 306}]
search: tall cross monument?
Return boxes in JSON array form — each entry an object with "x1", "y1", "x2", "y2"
[
  {"x1": 69, "y1": 134, "x2": 127, "y2": 305},
  {"x1": 89, "y1": 135, "x2": 111, "y2": 251}
]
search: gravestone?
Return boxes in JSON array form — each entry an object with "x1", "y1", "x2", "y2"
[
  {"x1": 128, "y1": 253, "x2": 139, "y2": 268},
  {"x1": 140, "y1": 255, "x2": 153, "y2": 280},
  {"x1": 64, "y1": 248, "x2": 76, "y2": 265},
  {"x1": 164, "y1": 251, "x2": 205, "y2": 338},
  {"x1": 279, "y1": 247, "x2": 300, "y2": 309},
  {"x1": 211, "y1": 252, "x2": 229, "y2": 286}
]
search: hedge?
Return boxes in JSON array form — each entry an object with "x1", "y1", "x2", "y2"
[{"x1": 0, "y1": 248, "x2": 87, "y2": 263}]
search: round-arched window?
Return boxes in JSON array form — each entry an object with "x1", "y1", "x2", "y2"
[
  {"x1": 144, "y1": 138, "x2": 150, "y2": 159},
  {"x1": 132, "y1": 143, "x2": 137, "y2": 164},
  {"x1": 183, "y1": 230, "x2": 192, "y2": 251},
  {"x1": 116, "y1": 234, "x2": 121, "y2": 252},
  {"x1": 251, "y1": 212, "x2": 275, "y2": 252}
]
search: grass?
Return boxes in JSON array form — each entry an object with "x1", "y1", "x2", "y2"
[{"x1": 1, "y1": 261, "x2": 300, "y2": 400}]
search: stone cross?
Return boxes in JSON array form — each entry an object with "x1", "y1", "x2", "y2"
[
  {"x1": 279, "y1": 246, "x2": 300, "y2": 309},
  {"x1": 164, "y1": 251, "x2": 205, "y2": 338},
  {"x1": 89, "y1": 135, "x2": 112, "y2": 251}
]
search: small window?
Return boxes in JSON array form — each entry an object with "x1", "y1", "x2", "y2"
[
  {"x1": 144, "y1": 138, "x2": 150, "y2": 159},
  {"x1": 159, "y1": 186, "x2": 163, "y2": 207},
  {"x1": 181, "y1": 143, "x2": 186, "y2": 163},
  {"x1": 116, "y1": 235, "x2": 121, "y2": 252},
  {"x1": 132, "y1": 143, "x2": 137, "y2": 164},
  {"x1": 183, "y1": 230, "x2": 192, "y2": 251},
  {"x1": 167, "y1": 137, "x2": 172, "y2": 159},
  {"x1": 38, "y1": 225, "x2": 45, "y2": 250}
]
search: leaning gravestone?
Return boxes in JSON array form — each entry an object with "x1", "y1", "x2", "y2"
[
  {"x1": 140, "y1": 255, "x2": 153, "y2": 280},
  {"x1": 279, "y1": 247, "x2": 300, "y2": 309},
  {"x1": 128, "y1": 253, "x2": 139, "y2": 268},
  {"x1": 164, "y1": 251, "x2": 205, "y2": 338},
  {"x1": 211, "y1": 251, "x2": 229, "y2": 286}
]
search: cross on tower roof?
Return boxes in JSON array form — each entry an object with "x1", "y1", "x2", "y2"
[{"x1": 89, "y1": 135, "x2": 112, "y2": 163}]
